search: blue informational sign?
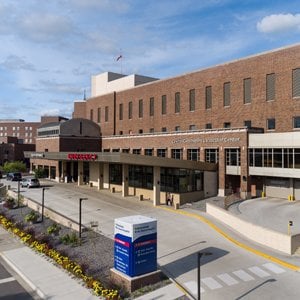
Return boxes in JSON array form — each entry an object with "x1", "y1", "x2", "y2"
[{"x1": 114, "y1": 215, "x2": 157, "y2": 277}]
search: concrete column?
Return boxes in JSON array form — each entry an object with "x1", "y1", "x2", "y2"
[
  {"x1": 199, "y1": 147, "x2": 205, "y2": 162},
  {"x1": 290, "y1": 178, "x2": 294, "y2": 199},
  {"x1": 61, "y1": 161, "x2": 66, "y2": 183},
  {"x1": 122, "y1": 164, "x2": 129, "y2": 197},
  {"x1": 71, "y1": 162, "x2": 74, "y2": 182},
  {"x1": 153, "y1": 166, "x2": 161, "y2": 206},
  {"x1": 218, "y1": 147, "x2": 225, "y2": 196},
  {"x1": 98, "y1": 163, "x2": 104, "y2": 190},
  {"x1": 78, "y1": 161, "x2": 83, "y2": 186}
]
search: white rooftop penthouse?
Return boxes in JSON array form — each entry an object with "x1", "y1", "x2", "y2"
[{"x1": 91, "y1": 71, "x2": 158, "y2": 97}]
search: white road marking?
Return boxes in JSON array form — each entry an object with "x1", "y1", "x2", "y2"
[
  {"x1": 262, "y1": 263, "x2": 286, "y2": 274},
  {"x1": 217, "y1": 273, "x2": 239, "y2": 286},
  {"x1": 248, "y1": 266, "x2": 270, "y2": 278},
  {"x1": 184, "y1": 280, "x2": 204, "y2": 294},
  {"x1": 201, "y1": 277, "x2": 222, "y2": 289},
  {"x1": 0, "y1": 277, "x2": 15, "y2": 284},
  {"x1": 233, "y1": 270, "x2": 255, "y2": 282}
]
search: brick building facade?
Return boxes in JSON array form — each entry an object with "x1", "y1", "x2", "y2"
[{"x1": 28, "y1": 44, "x2": 300, "y2": 203}]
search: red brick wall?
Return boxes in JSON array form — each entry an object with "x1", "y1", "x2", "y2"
[{"x1": 73, "y1": 44, "x2": 300, "y2": 135}]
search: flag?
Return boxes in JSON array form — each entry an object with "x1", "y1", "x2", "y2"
[{"x1": 116, "y1": 54, "x2": 122, "y2": 61}]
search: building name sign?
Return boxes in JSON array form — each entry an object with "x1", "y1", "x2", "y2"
[
  {"x1": 67, "y1": 153, "x2": 98, "y2": 161},
  {"x1": 30, "y1": 153, "x2": 45, "y2": 158},
  {"x1": 172, "y1": 137, "x2": 241, "y2": 144}
]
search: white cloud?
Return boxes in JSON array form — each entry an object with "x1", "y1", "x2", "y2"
[
  {"x1": 70, "y1": 0, "x2": 130, "y2": 13},
  {"x1": 1, "y1": 55, "x2": 36, "y2": 71},
  {"x1": 18, "y1": 13, "x2": 74, "y2": 42},
  {"x1": 257, "y1": 13, "x2": 300, "y2": 34}
]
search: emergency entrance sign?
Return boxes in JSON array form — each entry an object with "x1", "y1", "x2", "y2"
[{"x1": 114, "y1": 215, "x2": 157, "y2": 277}]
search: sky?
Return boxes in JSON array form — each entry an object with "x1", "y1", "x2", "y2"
[{"x1": 0, "y1": 0, "x2": 300, "y2": 122}]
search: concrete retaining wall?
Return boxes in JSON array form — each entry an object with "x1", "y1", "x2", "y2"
[
  {"x1": 7, "y1": 190, "x2": 80, "y2": 232},
  {"x1": 206, "y1": 203, "x2": 295, "y2": 254}
]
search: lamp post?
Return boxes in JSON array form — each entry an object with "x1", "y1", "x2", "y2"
[
  {"x1": 17, "y1": 180, "x2": 20, "y2": 208},
  {"x1": 79, "y1": 197, "x2": 88, "y2": 239},
  {"x1": 41, "y1": 187, "x2": 49, "y2": 223},
  {"x1": 197, "y1": 252, "x2": 212, "y2": 300}
]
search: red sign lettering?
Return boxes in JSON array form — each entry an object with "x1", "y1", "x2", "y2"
[{"x1": 67, "y1": 153, "x2": 97, "y2": 161}]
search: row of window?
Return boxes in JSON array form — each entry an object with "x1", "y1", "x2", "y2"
[
  {"x1": 109, "y1": 164, "x2": 204, "y2": 193},
  {"x1": 90, "y1": 68, "x2": 300, "y2": 124},
  {"x1": 105, "y1": 148, "x2": 219, "y2": 164},
  {"x1": 0, "y1": 126, "x2": 33, "y2": 131},
  {"x1": 249, "y1": 148, "x2": 300, "y2": 169},
  {"x1": 113, "y1": 116, "x2": 300, "y2": 135}
]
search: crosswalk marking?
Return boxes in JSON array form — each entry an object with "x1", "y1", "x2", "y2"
[
  {"x1": 233, "y1": 270, "x2": 255, "y2": 282},
  {"x1": 184, "y1": 280, "x2": 204, "y2": 294},
  {"x1": 262, "y1": 263, "x2": 286, "y2": 274},
  {"x1": 183, "y1": 263, "x2": 287, "y2": 296},
  {"x1": 201, "y1": 277, "x2": 222, "y2": 289},
  {"x1": 248, "y1": 266, "x2": 270, "y2": 278},
  {"x1": 217, "y1": 273, "x2": 239, "y2": 286},
  {"x1": 0, "y1": 277, "x2": 15, "y2": 284}
]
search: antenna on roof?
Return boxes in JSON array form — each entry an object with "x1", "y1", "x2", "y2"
[{"x1": 83, "y1": 89, "x2": 86, "y2": 100}]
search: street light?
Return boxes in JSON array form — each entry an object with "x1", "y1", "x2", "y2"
[
  {"x1": 41, "y1": 187, "x2": 49, "y2": 223},
  {"x1": 79, "y1": 197, "x2": 88, "y2": 239},
  {"x1": 17, "y1": 180, "x2": 20, "y2": 208},
  {"x1": 197, "y1": 251, "x2": 213, "y2": 300}
]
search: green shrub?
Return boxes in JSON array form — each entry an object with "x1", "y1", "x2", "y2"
[
  {"x1": 47, "y1": 223, "x2": 61, "y2": 236},
  {"x1": 25, "y1": 210, "x2": 39, "y2": 223},
  {"x1": 60, "y1": 233, "x2": 78, "y2": 246}
]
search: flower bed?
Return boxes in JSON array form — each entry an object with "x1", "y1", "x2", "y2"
[{"x1": 0, "y1": 207, "x2": 121, "y2": 300}]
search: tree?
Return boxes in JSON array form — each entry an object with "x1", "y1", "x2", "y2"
[
  {"x1": 1, "y1": 161, "x2": 26, "y2": 173},
  {"x1": 33, "y1": 168, "x2": 46, "y2": 179}
]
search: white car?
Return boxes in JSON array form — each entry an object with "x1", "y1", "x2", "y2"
[{"x1": 21, "y1": 178, "x2": 40, "y2": 188}]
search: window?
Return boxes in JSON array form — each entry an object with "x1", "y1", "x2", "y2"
[
  {"x1": 244, "y1": 120, "x2": 252, "y2": 128},
  {"x1": 122, "y1": 148, "x2": 129, "y2": 153},
  {"x1": 187, "y1": 149, "x2": 199, "y2": 161},
  {"x1": 205, "y1": 149, "x2": 219, "y2": 163},
  {"x1": 150, "y1": 97, "x2": 154, "y2": 116},
  {"x1": 244, "y1": 78, "x2": 251, "y2": 104},
  {"x1": 119, "y1": 131, "x2": 123, "y2": 135},
  {"x1": 189, "y1": 89, "x2": 195, "y2": 111},
  {"x1": 189, "y1": 125, "x2": 196, "y2": 131},
  {"x1": 119, "y1": 104, "x2": 123, "y2": 120},
  {"x1": 129, "y1": 166, "x2": 153, "y2": 190},
  {"x1": 294, "y1": 116, "x2": 300, "y2": 129},
  {"x1": 105, "y1": 106, "x2": 109, "y2": 122},
  {"x1": 128, "y1": 101, "x2": 132, "y2": 119},
  {"x1": 293, "y1": 68, "x2": 300, "y2": 98},
  {"x1": 175, "y1": 126, "x2": 180, "y2": 131},
  {"x1": 205, "y1": 123, "x2": 212, "y2": 129},
  {"x1": 205, "y1": 86, "x2": 212, "y2": 109},
  {"x1": 266, "y1": 73, "x2": 275, "y2": 101},
  {"x1": 149, "y1": 128, "x2": 154, "y2": 133},
  {"x1": 223, "y1": 82, "x2": 230, "y2": 106},
  {"x1": 171, "y1": 149, "x2": 182, "y2": 159},
  {"x1": 109, "y1": 164, "x2": 122, "y2": 184},
  {"x1": 138, "y1": 129, "x2": 143, "y2": 134},
  {"x1": 161, "y1": 127, "x2": 167, "y2": 132},
  {"x1": 162, "y1": 95, "x2": 167, "y2": 115},
  {"x1": 157, "y1": 149, "x2": 166, "y2": 157},
  {"x1": 267, "y1": 118, "x2": 275, "y2": 130},
  {"x1": 97, "y1": 107, "x2": 101, "y2": 123},
  {"x1": 224, "y1": 122, "x2": 231, "y2": 128},
  {"x1": 175, "y1": 92, "x2": 180, "y2": 113},
  {"x1": 90, "y1": 109, "x2": 93, "y2": 121},
  {"x1": 138, "y1": 99, "x2": 143, "y2": 118},
  {"x1": 226, "y1": 148, "x2": 240, "y2": 166},
  {"x1": 145, "y1": 149, "x2": 153, "y2": 156},
  {"x1": 133, "y1": 149, "x2": 141, "y2": 155}
]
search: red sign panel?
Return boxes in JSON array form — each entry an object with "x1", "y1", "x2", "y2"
[{"x1": 67, "y1": 153, "x2": 97, "y2": 161}]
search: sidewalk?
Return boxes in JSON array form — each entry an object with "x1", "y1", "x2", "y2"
[{"x1": 0, "y1": 227, "x2": 99, "y2": 300}]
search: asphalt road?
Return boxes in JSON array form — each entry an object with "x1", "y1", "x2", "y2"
[{"x1": 5, "y1": 178, "x2": 300, "y2": 300}]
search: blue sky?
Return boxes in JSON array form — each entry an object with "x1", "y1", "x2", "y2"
[{"x1": 0, "y1": 0, "x2": 300, "y2": 121}]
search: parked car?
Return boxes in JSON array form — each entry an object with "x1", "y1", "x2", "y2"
[
  {"x1": 7, "y1": 172, "x2": 22, "y2": 181},
  {"x1": 21, "y1": 178, "x2": 40, "y2": 188}
]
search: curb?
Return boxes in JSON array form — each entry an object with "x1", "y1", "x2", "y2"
[{"x1": 0, "y1": 251, "x2": 46, "y2": 299}]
